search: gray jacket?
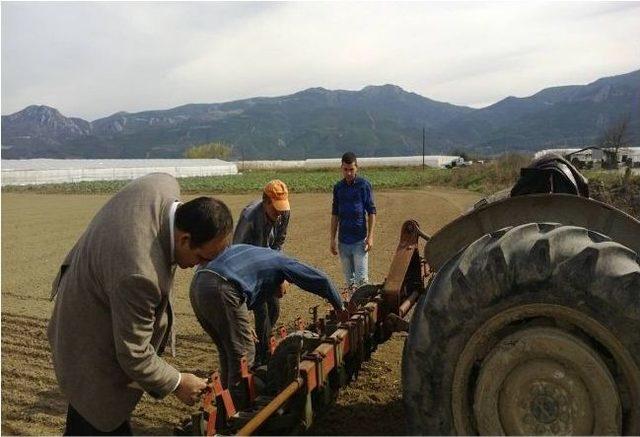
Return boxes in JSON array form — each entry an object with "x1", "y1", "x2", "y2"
[
  {"x1": 48, "y1": 173, "x2": 180, "y2": 431},
  {"x1": 233, "y1": 200, "x2": 289, "y2": 250}
]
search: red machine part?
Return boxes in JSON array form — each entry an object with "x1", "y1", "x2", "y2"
[
  {"x1": 194, "y1": 220, "x2": 430, "y2": 436},
  {"x1": 199, "y1": 372, "x2": 237, "y2": 436}
]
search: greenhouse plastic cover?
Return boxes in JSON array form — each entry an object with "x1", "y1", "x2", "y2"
[
  {"x1": 1, "y1": 155, "x2": 462, "y2": 186},
  {"x1": 1, "y1": 159, "x2": 238, "y2": 186},
  {"x1": 237, "y1": 155, "x2": 461, "y2": 170}
]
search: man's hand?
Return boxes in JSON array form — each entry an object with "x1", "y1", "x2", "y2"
[
  {"x1": 276, "y1": 280, "x2": 289, "y2": 298},
  {"x1": 330, "y1": 239, "x2": 338, "y2": 256},
  {"x1": 174, "y1": 373, "x2": 207, "y2": 406},
  {"x1": 364, "y1": 236, "x2": 374, "y2": 252}
]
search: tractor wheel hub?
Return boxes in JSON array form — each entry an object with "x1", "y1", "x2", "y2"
[{"x1": 473, "y1": 326, "x2": 620, "y2": 435}]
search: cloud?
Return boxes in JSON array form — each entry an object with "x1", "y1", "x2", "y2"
[{"x1": 2, "y1": 2, "x2": 638, "y2": 120}]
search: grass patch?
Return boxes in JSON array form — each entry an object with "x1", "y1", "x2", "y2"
[
  {"x1": 587, "y1": 169, "x2": 640, "y2": 218},
  {"x1": 1, "y1": 167, "x2": 441, "y2": 195}
]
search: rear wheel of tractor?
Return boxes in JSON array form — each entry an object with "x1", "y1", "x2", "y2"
[{"x1": 403, "y1": 223, "x2": 640, "y2": 435}]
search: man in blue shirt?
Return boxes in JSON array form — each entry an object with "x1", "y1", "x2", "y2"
[
  {"x1": 189, "y1": 244, "x2": 346, "y2": 406},
  {"x1": 233, "y1": 180, "x2": 290, "y2": 366},
  {"x1": 330, "y1": 152, "x2": 377, "y2": 293}
]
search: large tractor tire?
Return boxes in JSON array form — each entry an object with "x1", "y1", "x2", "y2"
[{"x1": 403, "y1": 223, "x2": 640, "y2": 435}]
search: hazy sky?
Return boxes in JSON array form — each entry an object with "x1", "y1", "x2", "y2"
[{"x1": 2, "y1": 1, "x2": 639, "y2": 121}]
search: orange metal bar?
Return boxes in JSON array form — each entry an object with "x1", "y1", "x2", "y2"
[{"x1": 236, "y1": 378, "x2": 304, "y2": 436}]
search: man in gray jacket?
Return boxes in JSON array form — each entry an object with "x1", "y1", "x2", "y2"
[
  {"x1": 233, "y1": 180, "x2": 290, "y2": 365},
  {"x1": 48, "y1": 173, "x2": 233, "y2": 435}
]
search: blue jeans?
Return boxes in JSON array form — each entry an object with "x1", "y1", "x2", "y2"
[{"x1": 338, "y1": 239, "x2": 369, "y2": 288}]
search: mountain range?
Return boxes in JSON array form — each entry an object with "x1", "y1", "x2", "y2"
[{"x1": 2, "y1": 70, "x2": 638, "y2": 159}]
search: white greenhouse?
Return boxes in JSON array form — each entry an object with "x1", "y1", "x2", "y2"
[
  {"x1": 1, "y1": 159, "x2": 238, "y2": 186},
  {"x1": 237, "y1": 155, "x2": 462, "y2": 171}
]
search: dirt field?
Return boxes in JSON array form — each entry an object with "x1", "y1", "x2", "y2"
[{"x1": 1, "y1": 187, "x2": 480, "y2": 435}]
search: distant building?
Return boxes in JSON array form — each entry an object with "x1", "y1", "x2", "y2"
[
  {"x1": 566, "y1": 147, "x2": 605, "y2": 169},
  {"x1": 238, "y1": 155, "x2": 463, "y2": 170},
  {"x1": 533, "y1": 148, "x2": 581, "y2": 159},
  {"x1": 620, "y1": 148, "x2": 640, "y2": 167},
  {"x1": 535, "y1": 147, "x2": 640, "y2": 169}
]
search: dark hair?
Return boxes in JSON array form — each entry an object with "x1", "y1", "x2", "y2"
[
  {"x1": 175, "y1": 197, "x2": 233, "y2": 247},
  {"x1": 341, "y1": 152, "x2": 357, "y2": 165}
]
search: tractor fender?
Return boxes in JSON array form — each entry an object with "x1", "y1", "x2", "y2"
[{"x1": 425, "y1": 193, "x2": 640, "y2": 271}]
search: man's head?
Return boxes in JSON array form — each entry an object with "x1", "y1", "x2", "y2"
[
  {"x1": 174, "y1": 197, "x2": 233, "y2": 268},
  {"x1": 262, "y1": 179, "x2": 290, "y2": 221},
  {"x1": 341, "y1": 152, "x2": 358, "y2": 183}
]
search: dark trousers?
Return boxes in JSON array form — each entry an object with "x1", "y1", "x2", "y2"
[
  {"x1": 64, "y1": 404, "x2": 132, "y2": 436},
  {"x1": 190, "y1": 270, "x2": 255, "y2": 408},
  {"x1": 254, "y1": 294, "x2": 281, "y2": 365}
]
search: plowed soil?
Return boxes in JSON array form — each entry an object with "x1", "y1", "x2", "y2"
[{"x1": 1, "y1": 187, "x2": 480, "y2": 435}]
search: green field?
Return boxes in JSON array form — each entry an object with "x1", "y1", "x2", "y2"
[
  {"x1": 1, "y1": 167, "x2": 443, "y2": 194},
  {"x1": 2, "y1": 156, "x2": 530, "y2": 195}
]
